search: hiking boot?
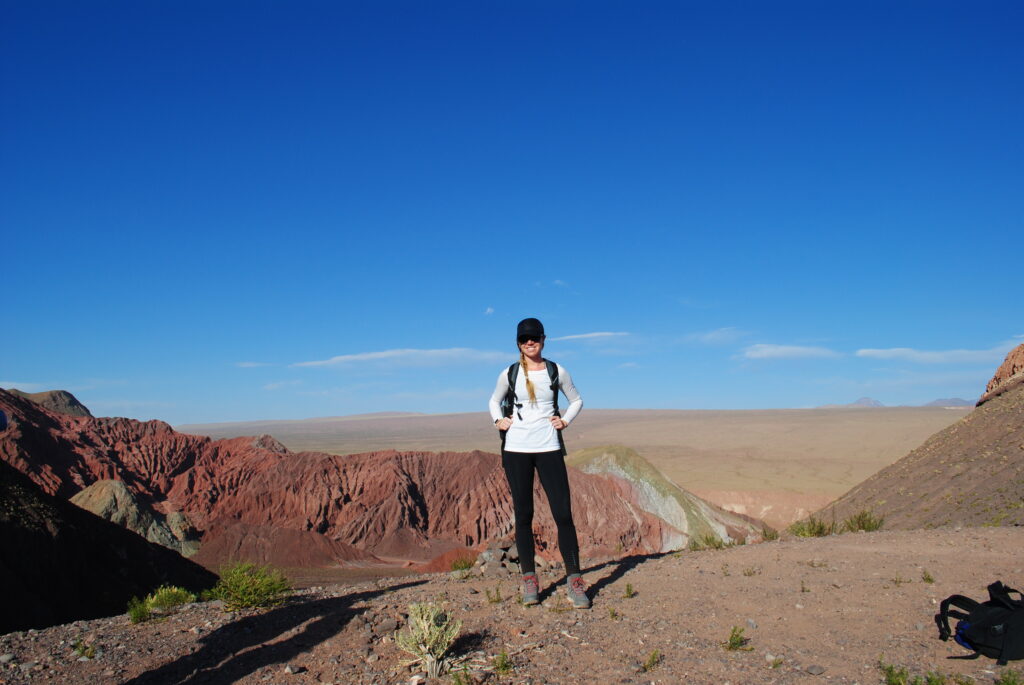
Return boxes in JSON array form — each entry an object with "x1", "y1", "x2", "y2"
[
  {"x1": 521, "y1": 573, "x2": 540, "y2": 606},
  {"x1": 566, "y1": 573, "x2": 590, "y2": 609}
]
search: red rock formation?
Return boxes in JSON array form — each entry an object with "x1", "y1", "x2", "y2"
[
  {"x1": 0, "y1": 390, "x2": 683, "y2": 567},
  {"x1": 978, "y1": 343, "x2": 1024, "y2": 405}
]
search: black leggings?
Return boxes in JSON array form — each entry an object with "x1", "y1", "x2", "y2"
[{"x1": 501, "y1": 449, "x2": 581, "y2": 576}]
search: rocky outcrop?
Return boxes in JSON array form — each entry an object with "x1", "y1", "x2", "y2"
[
  {"x1": 977, "y1": 343, "x2": 1024, "y2": 405},
  {"x1": 567, "y1": 445, "x2": 767, "y2": 547},
  {"x1": 4, "y1": 388, "x2": 93, "y2": 417},
  {"x1": 0, "y1": 389, "x2": 720, "y2": 568},
  {"x1": 816, "y1": 361, "x2": 1024, "y2": 530},
  {"x1": 0, "y1": 459, "x2": 216, "y2": 633},
  {"x1": 70, "y1": 479, "x2": 201, "y2": 556}
]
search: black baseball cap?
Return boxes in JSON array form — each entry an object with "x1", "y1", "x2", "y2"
[{"x1": 516, "y1": 318, "x2": 545, "y2": 342}]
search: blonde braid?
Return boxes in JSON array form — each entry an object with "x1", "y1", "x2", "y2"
[{"x1": 520, "y1": 352, "x2": 537, "y2": 405}]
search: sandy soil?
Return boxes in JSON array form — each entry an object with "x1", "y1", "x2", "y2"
[
  {"x1": 3, "y1": 526, "x2": 1021, "y2": 685},
  {"x1": 178, "y1": 408, "x2": 969, "y2": 528}
]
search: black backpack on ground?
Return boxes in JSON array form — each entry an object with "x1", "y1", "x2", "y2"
[
  {"x1": 936, "y1": 581, "x2": 1024, "y2": 665},
  {"x1": 499, "y1": 360, "x2": 564, "y2": 454}
]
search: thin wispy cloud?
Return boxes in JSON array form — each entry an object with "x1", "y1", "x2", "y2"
[
  {"x1": 856, "y1": 342, "x2": 1016, "y2": 364},
  {"x1": 236, "y1": 361, "x2": 271, "y2": 368},
  {"x1": 742, "y1": 344, "x2": 841, "y2": 360},
  {"x1": 553, "y1": 280, "x2": 568, "y2": 287},
  {"x1": 484, "y1": 307, "x2": 494, "y2": 315},
  {"x1": 263, "y1": 380, "x2": 302, "y2": 391},
  {"x1": 684, "y1": 327, "x2": 749, "y2": 346},
  {"x1": 0, "y1": 381, "x2": 47, "y2": 392},
  {"x1": 551, "y1": 332, "x2": 629, "y2": 341},
  {"x1": 618, "y1": 362, "x2": 639, "y2": 369},
  {"x1": 292, "y1": 348, "x2": 507, "y2": 368}
]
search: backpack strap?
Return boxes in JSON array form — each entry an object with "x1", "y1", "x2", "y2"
[
  {"x1": 544, "y1": 359, "x2": 560, "y2": 417},
  {"x1": 504, "y1": 363, "x2": 520, "y2": 418},
  {"x1": 988, "y1": 581, "x2": 1024, "y2": 610},
  {"x1": 936, "y1": 595, "x2": 982, "y2": 641}
]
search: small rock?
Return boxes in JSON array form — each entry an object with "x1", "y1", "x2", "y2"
[
  {"x1": 284, "y1": 663, "x2": 307, "y2": 674},
  {"x1": 764, "y1": 653, "x2": 775, "y2": 663},
  {"x1": 468, "y1": 588, "x2": 479, "y2": 595},
  {"x1": 795, "y1": 604, "x2": 804, "y2": 609},
  {"x1": 367, "y1": 654, "x2": 379, "y2": 663},
  {"x1": 915, "y1": 623, "x2": 924, "y2": 631},
  {"x1": 19, "y1": 661, "x2": 38, "y2": 671},
  {"x1": 189, "y1": 627, "x2": 201, "y2": 635},
  {"x1": 746, "y1": 619, "x2": 758, "y2": 629},
  {"x1": 0, "y1": 654, "x2": 15, "y2": 664},
  {"x1": 377, "y1": 618, "x2": 398, "y2": 633},
  {"x1": 409, "y1": 675, "x2": 426, "y2": 685},
  {"x1": 806, "y1": 664, "x2": 826, "y2": 675}
]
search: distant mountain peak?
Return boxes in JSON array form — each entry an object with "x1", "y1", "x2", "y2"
[
  {"x1": 817, "y1": 397, "x2": 884, "y2": 409},
  {"x1": 922, "y1": 398, "x2": 973, "y2": 407}
]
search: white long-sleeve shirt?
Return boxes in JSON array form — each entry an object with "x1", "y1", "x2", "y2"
[{"x1": 488, "y1": 362, "x2": 583, "y2": 453}]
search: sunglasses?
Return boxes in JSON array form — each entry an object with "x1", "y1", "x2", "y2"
[{"x1": 517, "y1": 335, "x2": 544, "y2": 344}]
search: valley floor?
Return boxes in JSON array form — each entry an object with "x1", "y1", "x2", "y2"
[{"x1": 2, "y1": 526, "x2": 1022, "y2": 684}]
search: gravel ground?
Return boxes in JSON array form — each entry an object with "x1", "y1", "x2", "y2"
[{"x1": 2, "y1": 526, "x2": 1023, "y2": 685}]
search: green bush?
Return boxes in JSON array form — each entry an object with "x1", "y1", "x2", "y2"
[
  {"x1": 788, "y1": 515, "x2": 836, "y2": 537},
  {"x1": 492, "y1": 650, "x2": 513, "y2": 675},
  {"x1": 722, "y1": 626, "x2": 752, "y2": 651},
  {"x1": 145, "y1": 585, "x2": 197, "y2": 613},
  {"x1": 995, "y1": 670, "x2": 1024, "y2": 685},
  {"x1": 210, "y1": 562, "x2": 291, "y2": 610},
  {"x1": 450, "y1": 556, "x2": 475, "y2": 572},
  {"x1": 843, "y1": 509, "x2": 884, "y2": 532},
  {"x1": 688, "y1": 533, "x2": 726, "y2": 551},
  {"x1": 127, "y1": 596, "x2": 152, "y2": 624},
  {"x1": 761, "y1": 527, "x2": 779, "y2": 541},
  {"x1": 640, "y1": 649, "x2": 662, "y2": 672}
]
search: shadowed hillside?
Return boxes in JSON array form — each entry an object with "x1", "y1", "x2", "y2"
[{"x1": 0, "y1": 459, "x2": 216, "y2": 633}]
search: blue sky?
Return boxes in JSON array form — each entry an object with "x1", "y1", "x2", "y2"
[{"x1": 2, "y1": 1, "x2": 1021, "y2": 424}]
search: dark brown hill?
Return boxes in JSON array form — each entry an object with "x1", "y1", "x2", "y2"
[
  {"x1": 0, "y1": 459, "x2": 216, "y2": 633},
  {"x1": 817, "y1": 344, "x2": 1024, "y2": 529},
  {"x1": 978, "y1": 342, "x2": 1024, "y2": 405},
  {"x1": 4, "y1": 388, "x2": 93, "y2": 417}
]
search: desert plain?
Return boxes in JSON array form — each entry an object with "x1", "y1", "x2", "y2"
[{"x1": 179, "y1": 406, "x2": 971, "y2": 529}]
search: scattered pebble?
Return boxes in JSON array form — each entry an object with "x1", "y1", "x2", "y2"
[{"x1": 806, "y1": 664, "x2": 826, "y2": 675}]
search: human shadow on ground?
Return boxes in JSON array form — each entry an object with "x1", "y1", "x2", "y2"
[
  {"x1": 531, "y1": 552, "x2": 671, "y2": 604},
  {"x1": 123, "y1": 579, "x2": 426, "y2": 685},
  {"x1": 584, "y1": 552, "x2": 672, "y2": 600}
]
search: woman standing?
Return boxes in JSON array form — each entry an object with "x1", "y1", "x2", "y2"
[{"x1": 489, "y1": 317, "x2": 588, "y2": 609}]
